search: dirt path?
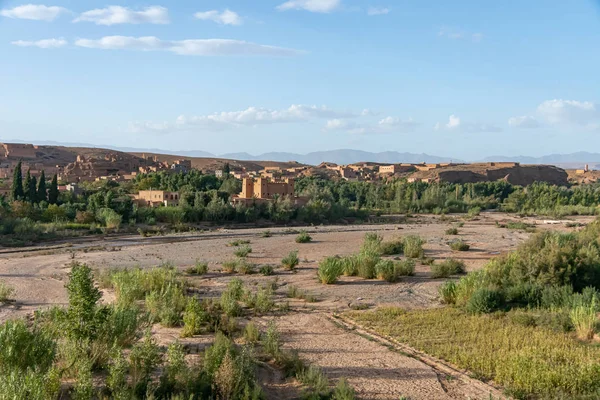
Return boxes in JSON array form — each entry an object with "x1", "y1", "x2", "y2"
[{"x1": 273, "y1": 312, "x2": 504, "y2": 400}]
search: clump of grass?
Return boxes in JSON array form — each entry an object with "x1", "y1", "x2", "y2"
[
  {"x1": 0, "y1": 281, "x2": 15, "y2": 303},
  {"x1": 234, "y1": 245, "x2": 252, "y2": 258},
  {"x1": 297, "y1": 365, "x2": 330, "y2": 398},
  {"x1": 332, "y1": 378, "x2": 356, "y2": 400},
  {"x1": 430, "y1": 258, "x2": 466, "y2": 278},
  {"x1": 318, "y1": 257, "x2": 343, "y2": 284},
  {"x1": 281, "y1": 250, "x2": 300, "y2": 271},
  {"x1": 570, "y1": 296, "x2": 597, "y2": 340},
  {"x1": 439, "y1": 281, "x2": 457, "y2": 304},
  {"x1": 361, "y1": 233, "x2": 382, "y2": 255},
  {"x1": 186, "y1": 260, "x2": 208, "y2": 275},
  {"x1": 295, "y1": 231, "x2": 312, "y2": 243},
  {"x1": 260, "y1": 230, "x2": 273, "y2": 238},
  {"x1": 445, "y1": 227, "x2": 459, "y2": 235},
  {"x1": 235, "y1": 259, "x2": 256, "y2": 275},
  {"x1": 379, "y1": 239, "x2": 403, "y2": 255},
  {"x1": 221, "y1": 260, "x2": 237, "y2": 274},
  {"x1": 395, "y1": 259, "x2": 416, "y2": 277},
  {"x1": 340, "y1": 255, "x2": 360, "y2": 277},
  {"x1": 228, "y1": 239, "x2": 250, "y2": 247},
  {"x1": 347, "y1": 306, "x2": 600, "y2": 399},
  {"x1": 356, "y1": 254, "x2": 379, "y2": 279},
  {"x1": 449, "y1": 240, "x2": 470, "y2": 251},
  {"x1": 403, "y1": 235, "x2": 424, "y2": 258},
  {"x1": 375, "y1": 260, "x2": 398, "y2": 283},
  {"x1": 181, "y1": 297, "x2": 207, "y2": 337},
  {"x1": 259, "y1": 265, "x2": 275, "y2": 276},
  {"x1": 287, "y1": 285, "x2": 318, "y2": 302},
  {"x1": 244, "y1": 322, "x2": 260, "y2": 344}
]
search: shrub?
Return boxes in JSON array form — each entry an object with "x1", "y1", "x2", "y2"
[
  {"x1": 244, "y1": 322, "x2": 260, "y2": 344},
  {"x1": 181, "y1": 297, "x2": 208, "y2": 337},
  {"x1": 379, "y1": 239, "x2": 403, "y2": 255},
  {"x1": 449, "y1": 240, "x2": 470, "y2": 251},
  {"x1": 376, "y1": 260, "x2": 398, "y2": 283},
  {"x1": 260, "y1": 230, "x2": 273, "y2": 238},
  {"x1": 361, "y1": 232, "x2": 383, "y2": 256},
  {"x1": 220, "y1": 279, "x2": 244, "y2": 317},
  {"x1": 570, "y1": 296, "x2": 597, "y2": 340},
  {"x1": 356, "y1": 253, "x2": 379, "y2": 279},
  {"x1": 0, "y1": 319, "x2": 56, "y2": 373},
  {"x1": 262, "y1": 321, "x2": 281, "y2": 359},
  {"x1": 295, "y1": 231, "x2": 312, "y2": 243},
  {"x1": 228, "y1": 239, "x2": 250, "y2": 247},
  {"x1": 297, "y1": 365, "x2": 330, "y2": 398},
  {"x1": 395, "y1": 259, "x2": 416, "y2": 277},
  {"x1": 341, "y1": 255, "x2": 360, "y2": 276},
  {"x1": 445, "y1": 227, "x2": 459, "y2": 235},
  {"x1": 99, "y1": 306, "x2": 146, "y2": 348},
  {"x1": 281, "y1": 250, "x2": 300, "y2": 271},
  {"x1": 186, "y1": 260, "x2": 208, "y2": 275},
  {"x1": 259, "y1": 265, "x2": 275, "y2": 276},
  {"x1": 145, "y1": 284, "x2": 187, "y2": 327},
  {"x1": 222, "y1": 260, "x2": 237, "y2": 274},
  {"x1": 253, "y1": 287, "x2": 275, "y2": 314},
  {"x1": 431, "y1": 258, "x2": 466, "y2": 278},
  {"x1": 439, "y1": 281, "x2": 457, "y2": 304},
  {"x1": 65, "y1": 262, "x2": 106, "y2": 341},
  {"x1": 234, "y1": 245, "x2": 252, "y2": 258},
  {"x1": 403, "y1": 235, "x2": 424, "y2": 258},
  {"x1": 235, "y1": 259, "x2": 256, "y2": 275},
  {"x1": 332, "y1": 378, "x2": 356, "y2": 400},
  {"x1": 318, "y1": 257, "x2": 343, "y2": 284},
  {"x1": 466, "y1": 287, "x2": 503, "y2": 314},
  {"x1": 129, "y1": 331, "x2": 161, "y2": 390},
  {"x1": 0, "y1": 281, "x2": 14, "y2": 303}
]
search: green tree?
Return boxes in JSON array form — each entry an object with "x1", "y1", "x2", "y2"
[
  {"x1": 37, "y1": 170, "x2": 47, "y2": 203},
  {"x1": 28, "y1": 175, "x2": 37, "y2": 204},
  {"x1": 48, "y1": 174, "x2": 59, "y2": 205},
  {"x1": 11, "y1": 161, "x2": 24, "y2": 201},
  {"x1": 23, "y1": 169, "x2": 32, "y2": 202},
  {"x1": 223, "y1": 162, "x2": 231, "y2": 176},
  {"x1": 65, "y1": 262, "x2": 105, "y2": 341}
]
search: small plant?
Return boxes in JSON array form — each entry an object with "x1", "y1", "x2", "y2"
[
  {"x1": 376, "y1": 260, "x2": 398, "y2": 283},
  {"x1": 186, "y1": 260, "x2": 208, "y2": 275},
  {"x1": 379, "y1": 239, "x2": 403, "y2": 255},
  {"x1": 244, "y1": 322, "x2": 260, "y2": 344},
  {"x1": 297, "y1": 365, "x2": 330, "y2": 398},
  {"x1": 332, "y1": 378, "x2": 356, "y2": 400},
  {"x1": 234, "y1": 245, "x2": 252, "y2": 258},
  {"x1": 281, "y1": 250, "x2": 300, "y2": 271},
  {"x1": 222, "y1": 260, "x2": 237, "y2": 274},
  {"x1": 445, "y1": 227, "x2": 459, "y2": 235},
  {"x1": 259, "y1": 265, "x2": 275, "y2": 276},
  {"x1": 181, "y1": 297, "x2": 207, "y2": 337},
  {"x1": 449, "y1": 240, "x2": 470, "y2": 251},
  {"x1": 0, "y1": 281, "x2": 15, "y2": 303},
  {"x1": 228, "y1": 239, "x2": 251, "y2": 247},
  {"x1": 403, "y1": 235, "x2": 424, "y2": 258},
  {"x1": 439, "y1": 281, "x2": 457, "y2": 304},
  {"x1": 318, "y1": 257, "x2": 343, "y2": 284},
  {"x1": 262, "y1": 321, "x2": 281, "y2": 359},
  {"x1": 296, "y1": 231, "x2": 312, "y2": 243},
  {"x1": 357, "y1": 253, "x2": 379, "y2": 279},
  {"x1": 431, "y1": 258, "x2": 466, "y2": 278},
  {"x1": 395, "y1": 259, "x2": 416, "y2": 277},
  {"x1": 571, "y1": 296, "x2": 597, "y2": 340},
  {"x1": 260, "y1": 230, "x2": 273, "y2": 238},
  {"x1": 361, "y1": 232, "x2": 383, "y2": 256},
  {"x1": 466, "y1": 287, "x2": 502, "y2": 314},
  {"x1": 235, "y1": 259, "x2": 256, "y2": 275}
]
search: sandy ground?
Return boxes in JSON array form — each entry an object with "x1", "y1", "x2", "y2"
[{"x1": 0, "y1": 212, "x2": 592, "y2": 399}]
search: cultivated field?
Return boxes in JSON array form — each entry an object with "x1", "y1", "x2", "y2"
[{"x1": 0, "y1": 212, "x2": 592, "y2": 399}]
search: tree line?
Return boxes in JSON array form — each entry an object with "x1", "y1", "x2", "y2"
[{"x1": 9, "y1": 160, "x2": 59, "y2": 204}]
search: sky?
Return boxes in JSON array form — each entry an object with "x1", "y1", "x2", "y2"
[{"x1": 1, "y1": 0, "x2": 600, "y2": 159}]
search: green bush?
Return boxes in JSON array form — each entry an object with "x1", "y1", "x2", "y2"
[
  {"x1": 357, "y1": 253, "x2": 379, "y2": 279},
  {"x1": 235, "y1": 259, "x2": 256, "y2": 275},
  {"x1": 260, "y1": 230, "x2": 272, "y2": 238},
  {"x1": 234, "y1": 245, "x2": 252, "y2": 258},
  {"x1": 318, "y1": 257, "x2": 343, "y2": 284},
  {"x1": 376, "y1": 260, "x2": 398, "y2": 283},
  {"x1": 332, "y1": 378, "x2": 356, "y2": 400},
  {"x1": 259, "y1": 265, "x2": 275, "y2": 276},
  {"x1": 439, "y1": 281, "x2": 457, "y2": 304},
  {"x1": 361, "y1": 232, "x2": 383, "y2": 256},
  {"x1": 181, "y1": 297, "x2": 208, "y2": 337},
  {"x1": 379, "y1": 239, "x2": 403, "y2": 255},
  {"x1": 186, "y1": 261, "x2": 208, "y2": 275},
  {"x1": 466, "y1": 287, "x2": 503, "y2": 314},
  {"x1": 395, "y1": 259, "x2": 416, "y2": 277},
  {"x1": 0, "y1": 319, "x2": 56, "y2": 373},
  {"x1": 0, "y1": 281, "x2": 14, "y2": 303},
  {"x1": 222, "y1": 260, "x2": 237, "y2": 274},
  {"x1": 282, "y1": 250, "x2": 300, "y2": 271},
  {"x1": 445, "y1": 227, "x2": 459, "y2": 235},
  {"x1": 297, "y1": 365, "x2": 330, "y2": 398},
  {"x1": 570, "y1": 296, "x2": 597, "y2": 340},
  {"x1": 449, "y1": 240, "x2": 470, "y2": 251},
  {"x1": 403, "y1": 235, "x2": 424, "y2": 258},
  {"x1": 228, "y1": 239, "x2": 251, "y2": 247},
  {"x1": 145, "y1": 284, "x2": 187, "y2": 327},
  {"x1": 244, "y1": 322, "x2": 260, "y2": 344},
  {"x1": 296, "y1": 230, "x2": 313, "y2": 243},
  {"x1": 430, "y1": 258, "x2": 466, "y2": 278},
  {"x1": 340, "y1": 255, "x2": 360, "y2": 276}
]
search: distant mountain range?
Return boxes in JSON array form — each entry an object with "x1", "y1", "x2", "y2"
[{"x1": 4, "y1": 138, "x2": 600, "y2": 167}]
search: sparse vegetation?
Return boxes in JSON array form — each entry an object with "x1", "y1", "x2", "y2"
[
  {"x1": 260, "y1": 230, "x2": 273, "y2": 238},
  {"x1": 228, "y1": 239, "x2": 251, "y2": 247},
  {"x1": 318, "y1": 257, "x2": 343, "y2": 284},
  {"x1": 259, "y1": 265, "x2": 275, "y2": 276},
  {"x1": 379, "y1": 238, "x2": 404, "y2": 255},
  {"x1": 445, "y1": 227, "x2": 459, "y2": 235},
  {"x1": 403, "y1": 235, "x2": 425, "y2": 258},
  {"x1": 295, "y1": 230, "x2": 313, "y2": 243},
  {"x1": 449, "y1": 239, "x2": 470, "y2": 251},
  {"x1": 281, "y1": 250, "x2": 300, "y2": 271},
  {"x1": 430, "y1": 258, "x2": 466, "y2": 278},
  {"x1": 234, "y1": 245, "x2": 252, "y2": 258},
  {"x1": 0, "y1": 281, "x2": 15, "y2": 303},
  {"x1": 186, "y1": 260, "x2": 208, "y2": 275}
]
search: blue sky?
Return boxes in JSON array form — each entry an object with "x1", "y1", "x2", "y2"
[{"x1": 1, "y1": 0, "x2": 600, "y2": 159}]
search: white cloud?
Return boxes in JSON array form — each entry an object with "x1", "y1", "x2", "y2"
[
  {"x1": 367, "y1": 7, "x2": 390, "y2": 16},
  {"x1": 435, "y1": 115, "x2": 501, "y2": 133},
  {"x1": 276, "y1": 0, "x2": 341, "y2": 13},
  {"x1": 0, "y1": 4, "x2": 68, "y2": 21},
  {"x1": 11, "y1": 38, "x2": 67, "y2": 48},
  {"x1": 508, "y1": 115, "x2": 540, "y2": 129},
  {"x1": 74, "y1": 36, "x2": 302, "y2": 56},
  {"x1": 537, "y1": 99, "x2": 599, "y2": 127},
  {"x1": 131, "y1": 105, "x2": 358, "y2": 133},
  {"x1": 74, "y1": 6, "x2": 169, "y2": 25},
  {"x1": 325, "y1": 116, "x2": 418, "y2": 134},
  {"x1": 439, "y1": 27, "x2": 483, "y2": 43},
  {"x1": 194, "y1": 9, "x2": 243, "y2": 26}
]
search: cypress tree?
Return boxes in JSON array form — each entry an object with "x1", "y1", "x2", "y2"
[
  {"x1": 11, "y1": 161, "x2": 24, "y2": 201},
  {"x1": 23, "y1": 170, "x2": 32, "y2": 202},
  {"x1": 28, "y1": 176, "x2": 37, "y2": 204},
  {"x1": 48, "y1": 174, "x2": 59, "y2": 205},
  {"x1": 37, "y1": 170, "x2": 47, "y2": 203}
]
